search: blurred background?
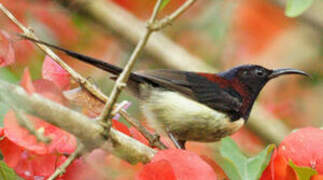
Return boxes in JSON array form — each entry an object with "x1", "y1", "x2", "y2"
[{"x1": 0, "y1": 0, "x2": 322, "y2": 179}]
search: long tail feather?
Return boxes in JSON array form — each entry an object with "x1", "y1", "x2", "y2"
[{"x1": 21, "y1": 35, "x2": 123, "y2": 75}]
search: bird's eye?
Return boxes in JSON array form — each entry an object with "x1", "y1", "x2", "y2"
[
  {"x1": 255, "y1": 69, "x2": 265, "y2": 77},
  {"x1": 242, "y1": 71, "x2": 248, "y2": 76}
]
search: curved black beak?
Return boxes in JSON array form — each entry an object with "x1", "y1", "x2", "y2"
[{"x1": 269, "y1": 68, "x2": 310, "y2": 79}]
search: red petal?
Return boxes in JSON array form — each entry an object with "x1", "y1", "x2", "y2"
[
  {"x1": 200, "y1": 155, "x2": 228, "y2": 179},
  {"x1": 260, "y1": 149, "x2": 277, "y2": 180},
  {"x1": 4, "y1": 111, "x2": 76, "y2": 154},
  {"x1": 29, "y1": 154, "x2": 64, "y2": 178},
  {"x1": 0, "y1": 30, "x2": 15, "y2": 67},
  {"x1": 148, "y1": 149, "x2": 217, "y2": 180},
  {"x1": 278, "y1": 127, "x2": 323, "y2": 173},
  {"x1": 266, "y1": 150, "x2": 296, "y2": 180},
  {"x1": 0, "y1": 127, "x2": 4, "y2": 136},
  {"x1": 312, "y1": 175, "x2": 323, "y2": 180},
  {"x1": 137, "y1": 159, "x2": 176, "y2": 180},
  {"x1": 0, "y1": 136, "x2": 64, "y2": 180},
  {"x1": 20, "y1": 67, "x2": 66, "y2": 102},
  {"x1": 33, "y1": 79, "x2": 66, "y2": 104},
  {"x1": 42, "y1": 56, "x2": 70, "y2": 90},
  {"x1": 112, "y1": 119, "x2": 130, "y2": 136},
  {"x1": 20, "y1": 68, "x2": 35, "y2": 95},
  {"x1": 260, "y1": 128, "x2": 323, "y2": 180},
  {"x1": 0, "y1": 137, "x2": 25, "y2": 169}
]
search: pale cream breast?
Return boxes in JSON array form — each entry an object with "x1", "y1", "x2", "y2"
[{"x1": 141, "y1": 88, "x2": 244, "y2": 142}]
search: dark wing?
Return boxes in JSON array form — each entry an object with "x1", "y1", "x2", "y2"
[
  {"x1": 135, "y1": 69, "x2": 193, "y2": 96},
  {"x1": 136, "y1": 70, "x2": 243, "y2": 114}
]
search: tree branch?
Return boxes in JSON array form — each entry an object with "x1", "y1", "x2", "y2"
[{"x1": 0, "y1": 80, "x2": 156, "y2": 164}]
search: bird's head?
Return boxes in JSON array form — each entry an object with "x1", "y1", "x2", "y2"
[
  {"x1": 219, "y1": 65, "x2": 310, "y2": 119},
  {"x1": 221, "y1": 64, "x2": 309, "y2": 95}
]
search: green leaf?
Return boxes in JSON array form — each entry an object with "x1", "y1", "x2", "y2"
[
  {"x1": 219, "y1": 137, "x2": 275, "y2": 180},
  {"x1": 289, "y1": 160, "x2": 317, "y2": 180},
  {"x1": 285, "y1": 0, "x2": 314, "y2": 17},
  {"x1": 0, "y1": 161, "x2": 17, "y2": 180},
  {"x1": 220, "y1": 137, "x2": 247, "y2": 179},
  {"x1": 247, "y1": 144, "x2": 275, "y2": 180},
  {"x1": 160, "y1": 0, "x2": 171, "y2": 11},
  {"x1": 219, "y1": 156, "x2": 243, "y2": 180}
]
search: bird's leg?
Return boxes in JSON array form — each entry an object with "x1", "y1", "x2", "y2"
[
  {"x1": 168, "y1": 132, "x2": 186, "y2": 149},
  {"x1": 178, "y1": 140, "x2": 186, "y2": 150}
]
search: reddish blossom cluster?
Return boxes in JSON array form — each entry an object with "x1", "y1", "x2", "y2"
[{"x1": 261, "y1": 128, "x2": 323, "y2": 180}]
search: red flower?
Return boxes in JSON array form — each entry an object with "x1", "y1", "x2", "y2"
[
  {"x1": 0, "y1": 30, "x2": 15, "y2": 67},
  {"x1": 261, "y1": 127, "x2": 323, "y2": 179},
  {"x1": 137, "y1": 149, "x2": 217, "y2": 180},
  {"x1": 42, "y1": 56, "x2": 71, "y2": 90}
]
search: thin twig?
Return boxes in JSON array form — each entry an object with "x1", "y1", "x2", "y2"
[
  {"x1": 48, "y1": 143, "x2": 84, "y2": 180},
  {"x1": 12, "y1": 106, "x2": 51, "y2": 144},
  {"x1": 120, "y1": 110, "x2": 168, "y2": 150},
  {"x1": 149, "y1": 0, "x2": 196, "y2": 31},
  {"x1": 97, "y1": 0, "x2": 164, "y2": 130}
]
